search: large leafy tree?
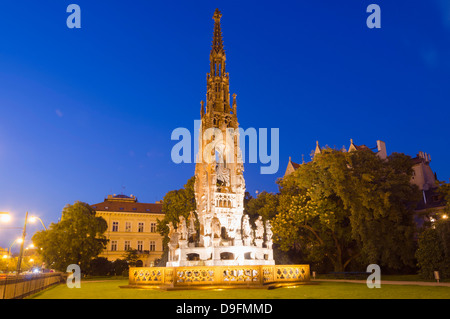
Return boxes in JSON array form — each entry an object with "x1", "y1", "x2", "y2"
[
  {"x1": 245, "y1": 191, "x2": 279, "y2": 222},
  {"x1": 274, "y1": 148, "x2": 420, "y2": 271},
  {"x1": 156, "y1": 176, "x2": 196, "y2": 262},
  {"x1": 32, "y1": 201, "x2": 108, "y2": 273},
  {"x1": 416, "y1": 219, "x2": 450, "y2": 279}
]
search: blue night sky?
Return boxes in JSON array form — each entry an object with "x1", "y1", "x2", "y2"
[{"x1": 1, "y1": 1, "x2": 449, "y2": 250}]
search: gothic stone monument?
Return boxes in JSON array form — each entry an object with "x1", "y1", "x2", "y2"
[{"x1": 166, "y1": 9, "x2": 274, "y2": 267}]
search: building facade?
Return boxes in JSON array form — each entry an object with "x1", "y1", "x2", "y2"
[{"x1": 91, "y1": 194, "x2": 164, "y2": 267}]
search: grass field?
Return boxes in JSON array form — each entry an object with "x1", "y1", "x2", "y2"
[{"x1": 29, "y1": 279, "x2": 450, "y2": 299}]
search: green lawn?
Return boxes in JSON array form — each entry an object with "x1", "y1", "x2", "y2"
[{"x1": 29, "y1": 279, "x2": 450, "y2": 299}]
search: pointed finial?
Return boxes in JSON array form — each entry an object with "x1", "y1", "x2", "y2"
[
  {"x1": 211, "y1": 9, "x2": 225, "y2": 55},
  {"x1": 200, "y1": 100, "x2": 205, "y2": 116},
  {"x1": 213, "y1": 8, "x2": 222, "y2": 22}
]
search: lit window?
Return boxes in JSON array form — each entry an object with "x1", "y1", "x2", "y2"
[{"x1": 125, "y1": 222, "x2": 131, "y2": 232}]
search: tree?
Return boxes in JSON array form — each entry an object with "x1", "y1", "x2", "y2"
[
  {"x1": 32, "y1": 201, "x2": 108, "y2": 273},
  {"x1": 273, "y1": 148, "x2": 420, "y2": 271},
  {"x1": 112, "y1": 259, "x2": 129, "y2": 276},
  {"x1": 273, "y1": 190, "x2": 357, "y2": 272},
  {"x1": 245, "y1": 191, "x2": 279, "y2": 222},
  {"x1": 89, "y1": 257, "x2": 112, "y2": 276},
  {"x1": 416, "y1": 220, "x2": 450, "y2": 279},
  {"x1": 156, "y1": 176, "x2": 196, "y2": 257},
  {"x1": 122, "y1": 249, "x2": 140, "y2": 267}
]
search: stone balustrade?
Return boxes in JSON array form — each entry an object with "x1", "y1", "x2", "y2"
[{"x1": 128, "y1": 264, "x2": 310, "y2": 289}]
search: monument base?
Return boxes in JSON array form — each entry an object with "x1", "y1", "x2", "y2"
[{"x1": 125, "y1": 264, "x2": 310, "y2": 290}]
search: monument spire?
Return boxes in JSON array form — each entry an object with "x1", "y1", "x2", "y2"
[
  {"x1": 167, "y1": 9, "x2": 274, "y2": 267},
  {"x1": 211, "y1": 9, "x2": 224, "y2": 55},
  {"x1": 206, "y1": 8, "x2": 231, "y2": 115}
]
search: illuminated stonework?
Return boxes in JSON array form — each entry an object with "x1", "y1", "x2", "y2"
[
  {"x1": 166, "y1": 9, "x2": 274, "y2": 267},
  {"x1": 128, "y1": 265, "x2": 310, "y2": 289}
]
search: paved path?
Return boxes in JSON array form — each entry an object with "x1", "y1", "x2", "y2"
[{"x1": 313, "y1": 279, "x2": 450, "y2": 287}]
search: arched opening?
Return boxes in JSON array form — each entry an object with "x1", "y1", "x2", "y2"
[
  {"x1": 135, "y1": 260, "x2": 143, "y2": 267},
  {"x1": 187, "y1": 253, "x2": 200, "y2": 261},
  {"x1": 220, "y1": 252, "x2": 234, "y2": 260}
]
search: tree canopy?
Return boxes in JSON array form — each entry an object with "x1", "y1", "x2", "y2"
[
  {"x1": 156, "y1": 176, "x2": 196, "y2": 261},
  {"x1": 32, "y1": 201, "x2": 108, "y2": 272},
  {"x1": 273, "y1": 148, "x2": 420, "y2": 271}
]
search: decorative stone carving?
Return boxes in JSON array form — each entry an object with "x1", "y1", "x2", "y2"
[
  {"x1": 211, "y1": 214, "x2": 221, "y2": 239},
  {"x1": 165, "y1": 9, "x2": 274, "y2": 267},
  {"x1": 179, "y1": 216, "x2": 188, "y2": 240},
  {"x1": 255, "y1": 216, "x2": 264, "y2": 239},
  {"x1": 265, "y1": 220, "x2": 273, "y2": 249}
]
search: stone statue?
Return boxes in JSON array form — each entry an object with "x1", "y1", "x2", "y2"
[
  {"x1": 211, "y1": 214, "x2": 221, "y2": 238},
  {"x1": 216, "y1": 161, "x2": 230, "y2": 186},
  {"x1": 179, "y1": 216, "x2": 188, "y2": 240},
  {"x1": 242, "y1": 214, "x2": 252, "y2": 245},
  {"x1": 188, "y1": 211, "x2": 196, "y2": 238},
  {"x1": 265, "y1": 220, "x2": 273, "y2": 242},
  {"x1": 168, "y1": 222, "x2": 179, "y2": 246},
  {"x1": 203, "y1": 215, "x2": 212, "y2": 235},
  {"x1": 255, "y1": 216, "x2": 264, "y2": 239},
  {"x1": 227, "y1": 217, "x2": 237, "y2": 239}
]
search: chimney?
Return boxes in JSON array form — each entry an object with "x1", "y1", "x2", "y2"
[{"x1": 376, "y1": 140, "x2": 387, "y2": 160}]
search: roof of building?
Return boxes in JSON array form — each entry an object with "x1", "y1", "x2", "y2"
[
  {"x1": 91, "y1": 195, "x2": 164, "y2": 214},
  {"x1": 291, "y1": 161, "x2": 301, "y2": 169}
]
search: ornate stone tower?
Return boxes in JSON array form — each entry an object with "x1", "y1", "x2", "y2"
[
  {"x1": 167, "y1": 9, "x2": 274, "y2": 266},
  {"x1": 195, "y1": 8, "x2": 245, "y2": 248}
]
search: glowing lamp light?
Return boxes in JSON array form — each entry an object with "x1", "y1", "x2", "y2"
[{"x1": 0, "y1": 213, "x2": 11, "y2": 223}]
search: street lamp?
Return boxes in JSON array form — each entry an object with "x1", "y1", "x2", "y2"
[
  {"x1": 29, "y1": 216, "x2": 47, "y2": 230},
  {"x1": 0, "y1": 212, "x2": 44, "y2": 275},
  {"x1": 0, "y1": 212, "x2": 11, "y2": 223},
  {"x1": 9, "y1": 237, "x2": 23, "y2": 255}
]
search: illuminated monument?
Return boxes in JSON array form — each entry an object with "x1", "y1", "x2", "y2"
[
  {"x1": 166, "y1": 8, "x2": 274, "y2": 267},
  {"x1": 126, "y1": 10, "x2": 309, "y2": 289}
]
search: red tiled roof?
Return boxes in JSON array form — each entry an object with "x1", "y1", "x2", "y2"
[
  {"x1": 291, "y1": 161, "x2": 301, "y2": 169},
  {"x1": 91, "y1": 201, "x2": 163, "y2": 214}
]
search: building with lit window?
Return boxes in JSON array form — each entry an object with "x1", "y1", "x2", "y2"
[{"x1": 91, "y1": 194, "x2": 164, "y2": 267}]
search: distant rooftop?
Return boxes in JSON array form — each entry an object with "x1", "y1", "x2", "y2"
[{"x1": 91, "y1": 194, "x2": 163, "y2": 214}]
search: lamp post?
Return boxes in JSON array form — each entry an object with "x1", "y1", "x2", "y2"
[{"x1": 16, "y1": 212, "x2": 28, "y2": 275}]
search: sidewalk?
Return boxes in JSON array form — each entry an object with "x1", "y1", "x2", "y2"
[{"x1": 312, "y1": 279, "x2": 450, "y2": 287}]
